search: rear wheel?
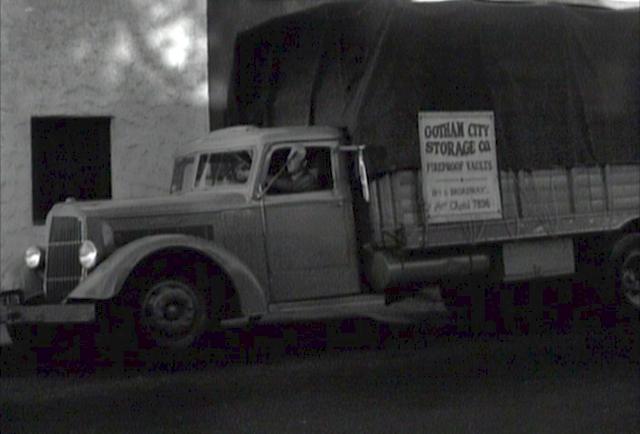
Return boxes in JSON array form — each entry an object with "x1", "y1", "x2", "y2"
[
  {"x1": 618, "y1": 248, "x2": 640, "y2": 313},
  {"x1": 612, "y1": 236, "x2": 640, "y2": 326},
  {"x1": 596, "y1": 235, "x2": 640, "y2": 358}
]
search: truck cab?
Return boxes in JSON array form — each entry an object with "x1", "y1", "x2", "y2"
[{"x1": 173, "y1": 125, "x2": 363, "y2": 302}]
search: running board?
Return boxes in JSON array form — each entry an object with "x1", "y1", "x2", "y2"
[
  {"x1": 266, "y1": 294, "x2": 386, "y2": 322},
  {"x1": 220, "y1": 288, "x2": 447, "y2": 328}
]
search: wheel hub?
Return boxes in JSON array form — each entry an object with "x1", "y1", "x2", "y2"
[
  {"x1": 142, "y1": 281, "x2": 197, "y2": 338},
  {"x1": 164, "y1": 303, "x2": 181, "y2": 321}
]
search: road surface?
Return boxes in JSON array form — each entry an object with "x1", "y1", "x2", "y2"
[{"x1": 1, "y1": 313, "x2": 638, "y2": 434}]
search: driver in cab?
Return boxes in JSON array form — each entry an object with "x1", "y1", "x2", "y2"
[{"x1": 267, "y1": 146, "x2": 320, "y2": 194}]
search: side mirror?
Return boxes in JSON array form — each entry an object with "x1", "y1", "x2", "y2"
[
  {"x1": 357, "y1": 148, "x2": 370, "y2": 203},
  {"x1": 340, "y1": 145, "x2": 370, "y2": 203},
  {"x1": 255, "y1": 183, "x2": 265, "y2": 200}
]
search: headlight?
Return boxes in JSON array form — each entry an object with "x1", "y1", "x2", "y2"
[
  {"x1": 25, "y1": 246, "x2": 43, "y2": 269},
  {"x1": 79, "y1": 240, "x2": 98, "y2": 269}
]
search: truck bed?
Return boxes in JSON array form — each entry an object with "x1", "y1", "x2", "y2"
[{"x1": 369, "y1": 164, "x2": 640, "y2": 250}]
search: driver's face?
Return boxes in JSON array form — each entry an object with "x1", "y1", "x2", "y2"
[
  {"x1": 286, "y1": 154, "x2": 304, "y2": 174},
  {"x1": 235, "y1": 164, "x2": 250, "y2": 182}
]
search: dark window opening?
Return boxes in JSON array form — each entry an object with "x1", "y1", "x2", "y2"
[{"x1": 31, "y1": 117, "x2": 112, "y2": 224}]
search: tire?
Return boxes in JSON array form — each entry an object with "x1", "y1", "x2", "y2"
[
  {"x1": 597, "y1": 235, "x2": 640, "y2": 358},
  {"x1": 135, "y1": 278, "x2": 210, "y2": 352},
  {"x1": 613, "y1": 238, "x2": 640, "y2": 323}
]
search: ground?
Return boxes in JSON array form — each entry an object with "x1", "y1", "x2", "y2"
[{"x1": 1, "y1": 283, "x2": 639, "y2": 434}]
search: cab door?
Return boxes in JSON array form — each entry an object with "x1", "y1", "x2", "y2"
[{"x1": 261, "y1": 144, "x2": 359, "y2": 302}]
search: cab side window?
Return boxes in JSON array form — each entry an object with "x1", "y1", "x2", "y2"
[
  {"x1": 194, "y1": 150, "x2": 253, "y2": 189},
  {"x1": 265, "y1": 146, "x2": 333, "y2": 195}
]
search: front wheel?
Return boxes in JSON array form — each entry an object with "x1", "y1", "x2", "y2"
[{"x1": 136, "y1": 278, "x2": 209, "y2": 351}]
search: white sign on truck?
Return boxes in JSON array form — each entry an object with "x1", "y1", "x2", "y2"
[{"x1": 419, "y1": 111, "x2": 502, "y2": 223}]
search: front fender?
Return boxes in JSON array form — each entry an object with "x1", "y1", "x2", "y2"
[{"x1": 66, "y1": 234, "x2": 268, "y2": 316}]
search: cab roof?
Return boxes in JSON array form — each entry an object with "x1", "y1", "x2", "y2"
[{"x1": 179, "y1": 125, "x2": 343, "y2": 155}]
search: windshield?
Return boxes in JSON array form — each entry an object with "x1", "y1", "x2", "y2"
[{"x1": 171, "y1": 150, "x2": 253, "y2": 193}]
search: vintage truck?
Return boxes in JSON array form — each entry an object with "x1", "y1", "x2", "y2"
[{"x1": 1, "y1": 124, "x2": 639, "y2": 353}]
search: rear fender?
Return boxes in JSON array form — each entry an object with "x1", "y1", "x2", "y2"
[{"x1": 66, "y1": 234, "x2": 267, "y2": 316}]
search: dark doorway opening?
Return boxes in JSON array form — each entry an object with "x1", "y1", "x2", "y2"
[{"x1": 31, "y1": 117, "x2": 112, "y2": 224}]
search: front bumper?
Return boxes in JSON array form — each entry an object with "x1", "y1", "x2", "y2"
[{"x1": 0, "y1": 295, "x2": 95, "y2": 346}]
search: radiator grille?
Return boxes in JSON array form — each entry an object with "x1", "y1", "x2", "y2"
[{"x1": 45, "y1": 217, "x2": 83, "y2": 302}]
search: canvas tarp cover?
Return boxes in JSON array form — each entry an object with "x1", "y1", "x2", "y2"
[{"x1": 226, "y1": 1, "x2": 640, "y2": 173}]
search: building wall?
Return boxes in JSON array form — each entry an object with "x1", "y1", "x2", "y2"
[{"x1": 0, "y1": 0, "x2": 209, "y2": 287}]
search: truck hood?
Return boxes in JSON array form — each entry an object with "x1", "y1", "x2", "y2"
[
  {"x1": 18, "y1": 190, "x2": 259, "y2": 306},
  {"x1": 54, "y1": 191, "x2": 251, "y2": 220}
]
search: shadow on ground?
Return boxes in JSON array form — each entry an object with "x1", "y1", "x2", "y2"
[
  {"x1": 1, "y1": 311, "x2": 638, "y2": 379},
  {"x1": 1, "y1": 310, "x2": 638, "y2": 434},
  {"x1": 1, "y1": 276, "x2": 639, "y2": 378}
]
